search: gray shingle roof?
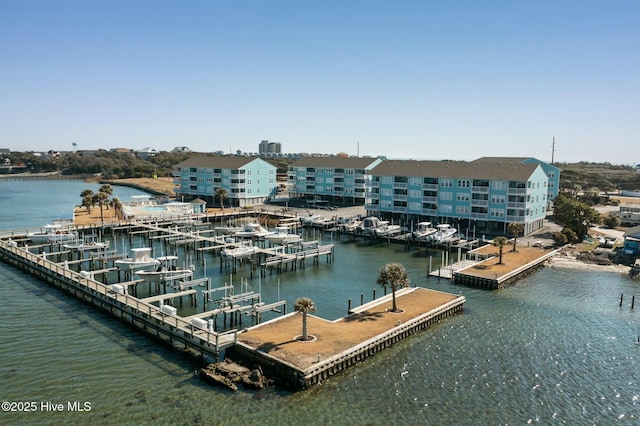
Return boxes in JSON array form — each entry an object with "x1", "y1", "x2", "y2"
[
  {"x1": 176, "y1": 156, "x2": 272, "y2": 169},
  {"x1": 369, "y1": 160, "x2": 539, "y2": 180},
  {"x1": 290, "y1": 157, "x2": 379, "y2": 169}
]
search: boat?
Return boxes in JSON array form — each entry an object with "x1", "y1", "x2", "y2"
[
  {"x1": 134, "y1": 255, "x2": 193, "y2": 282},
  {"x1": 604, "y1": 237, "x2": 617, "y2": 248},
  {"x1": 63, "y1": 234, "x2": 110, "y2": 251},
  {"x1": 265, "y1": 226, "x2": 302, "y2": 245},
  {"x1": 413, "y1": 222, "x2": 438, "y2": 241},
  {"x1": 339, "y1": 218, "x2": 361, "y2": 233},
  {"x1": 27, "y1": 224, "x2": 77, "y2": 244},
  {"x1": 428, "y1": 224, "x2": 457, "y2": 243},
  {"x1": 221, "y1": 241, "x2": 258, "y2": 259},
  {"x1": 357, "y1": 217, "x2": 387, "y2": 236},
  {"x1": 115, "y1": 247, "x2": 160, "y2": 271},
  {"x1": 214, "y1": 221, "x2": 243, "y2": 235},
  {"x1": 300, "y1": 213, "x2": 327, "y2": 227},
  {"x1": 234, "y1": 223, "x2": 273, "y2": 238},
  {"x1": 374, "y1": 222, "x2": 402, "y2": 237}
]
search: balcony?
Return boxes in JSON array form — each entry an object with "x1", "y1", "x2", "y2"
[
  {"x1": 393, "y1": 194, "x2": 408, "y2": 202},
  {"x1": 471, "y1": 186, "x2": 489, "y2": 193},
  {"x1": 470, "y1": 213, "x2": 488, "y2": 220},
  {"x1": 422, "y1": 196, "x2": 437, "y2": 203},
  {"x1": 507, "y1": 188, "x2": 528, "y2": 195},
  {"x1": 471, "y1": 199, "x2": 489, "y2": 207},
  {"x1": 506, "y1": 202, "x2": 526, "y2": 209},
  {"x1": 506, "y1": 215, "x2": 526, "y2": 222},
  {"x1": 393, "y1": 182, "x2": 408, "y2": 189},
  {"x1": 422, "y1": 183, "x2": 438, "y2": 190}
]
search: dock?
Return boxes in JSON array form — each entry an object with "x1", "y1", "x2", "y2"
[{"x1": 228, "y1": 287, "x2": 465, "y2": 389}]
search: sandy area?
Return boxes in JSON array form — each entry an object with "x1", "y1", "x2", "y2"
[{"x1": 547, "y1": 250, "x2": 631, "y2": 273}]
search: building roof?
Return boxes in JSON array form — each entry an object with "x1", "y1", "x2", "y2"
[
  {"x1": 176, "y1": 156, "x2": 274, "y2": 169},
  {"x1": 624, "y1": 225, "x2": 640, "y2": 239},
  {"x1": 290, "y1": 156, "x2": 380, "y2": 169},
  {"x1": 369, "y1": 159, "x2": 540, "y2": 181}
]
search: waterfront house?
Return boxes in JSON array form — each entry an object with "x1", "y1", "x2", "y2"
[
  {"x1": 174, "y1": 156, "x2": 277, "y2": 207},
  {"x1": 622, "y1": 226, "x2": 640, "y2": 256},
  {"x1": 365, "y1": 159, "x2": 549, "y2": 236},
  {"x1": 287, "y1": 156, "x2": 383, "y2": 205}
]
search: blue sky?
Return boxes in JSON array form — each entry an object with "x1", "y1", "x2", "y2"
[{"x1": 1, "y1": 1, "x2": 638, "y2": 164}]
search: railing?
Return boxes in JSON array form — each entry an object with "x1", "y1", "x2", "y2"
[{"x1": 471, "y1": 186, "x2": 489, "y2": 193}]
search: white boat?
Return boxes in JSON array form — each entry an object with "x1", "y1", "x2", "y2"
[
  {"x1": 413, "y1": 222, "x2": 437, "y2": 241},
  {"x1": 357, "y1": 217, "x2": 387, "y2": 235},
  {"x1": 63, "y1": 234, "x2": 110, "y2": 251},
  {"x1": 265, "y1": 226, "x2": 302, "y2": 245},
  {"x1": 221, "y1": 241, "x2": 258, "y2": 259},
  {"x1": 28, "y1": 224, "x2": 77, "y2": 244},
  {"x1": 134, "y1": 256, "x2": 193, "y2": 282},
  {"x1": 234, "y1": 223, "x2": 273, "y2": 238},
  {"x1": 339, "y1": 218, "x2": 361, "y2": 233},
  {"x1": 300, "y1": 214, "x2": 326, "y2": 227},
  {"x1": 374, "y1": 223, "x2": 402, "y2": 237},
  {"x1": 115, "y1": 247, "x2": 160, "y2": 271},
  {"x1": 428, "y1": 224, "x2": 457, "y2": 243},
  {"x1": 214, "y1": 221, "x2": 243, "y2": 235}
]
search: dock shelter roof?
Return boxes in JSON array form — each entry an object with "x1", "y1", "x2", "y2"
[{"x1": 368, "y1": 159, "x2": 540, "y2": 181}]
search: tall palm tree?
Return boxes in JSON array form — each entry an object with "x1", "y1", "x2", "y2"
[
  {"x1": 80, "y1": 189, "x2": 94, "y2": 213},
  {"x1": 494, "y1": 236, "x2": 508, "y2": 264},
  {"x1": 507, "y1": 222, "x2": 524, "y2": 252},
  {"x1": 376, "y1": 263, "x2": 410, "y2": 312},
  {"x1": 92, "y1": 192, "x2": 109, "y2": 223},
  {"x1": 215, "y1": 187, "x2": 228, "y2": 211},
  {"x1": 99, "y1": 184, "x2": 113, "y2": 209},
  {"x1": 110, "y1": 197, "x2": 123, "y2": 219},
  {"x1": 294, "y1": 297, "x2": 317, "y2": 341}
]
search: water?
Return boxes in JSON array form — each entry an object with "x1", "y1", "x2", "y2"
[{"x1": 1, "y1": 180, "x2": 639, "y2": 425}]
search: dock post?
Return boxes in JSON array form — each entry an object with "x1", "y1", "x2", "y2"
[
  {"x1": 632, "y1": 295, "x2": 635, "y2": 310},
  {"x1": 620, "y1": 293, "x2": 624, "y2": 307},
  {"x1": 348, "y1": 298, "x2": 351, "y2": 313}
]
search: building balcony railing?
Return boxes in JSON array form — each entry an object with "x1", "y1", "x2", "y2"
[
  {"x1": 422, "y1": 196, "x2": 437, "y2": 203},
  {"x1": 423, "y1": 208, "x2": 438, "y2": 216},
  {"x1": 393, "y1": 182, "x2": 408, "y2": 189},
  {"x1": 471, "y1": 199, "x2": 489, "y2": 207},
  {"x1": 423, "y1": 183, "x2": 438, "y2": 190},
  {"x1": 364, "y1": 203, "x2": 379, "y2": 211},
  {"x1": 471, "y1": 186, "x2": 489, "y2": 193},
  {"x1": 369, "y1": 181, "x2": 379, "y2": 188},
  {"x1": 506, "y1": 202, "x2": 526, "y2": 209},
  {"x1": 393, "y1": 195, "x2": 407, "y2": 201},
  {"x1": 507, "y1": 188, "x2": 528, "y2": 195},
  {"x1": 506, "y1": 215, "x2": 526, "y2": 222},
  {"x1": 470, "y1": 213, "x2": 488, "y2": 220}
]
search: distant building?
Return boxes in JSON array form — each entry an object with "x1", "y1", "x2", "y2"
[
  {"x1": 173, "y1": 156, "x2": 277, "y2": 207},
  {"x1": 172, "y1": 146, "x2": 192, "y2": 153},
  {"x1": 136, "y1": 147, "x2": 159, "y2": 160},
  {"x1": 258, "y1": 140, "x2": 281, "y2": 155}
]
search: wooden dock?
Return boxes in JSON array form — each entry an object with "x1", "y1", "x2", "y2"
[{"x1": 228, "y1": 287, "x2": 465, "y2": 389}]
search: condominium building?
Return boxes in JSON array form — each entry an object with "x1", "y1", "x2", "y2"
[
  {"x1": 366, "y1": 159, "x2": 551, "y2": 236},
  {"x1": 287, "y1": 157, "x2": 383, "y2": 204},
  {"x1": 173, "y1": 156, "x2": 277, "y2": 207}
]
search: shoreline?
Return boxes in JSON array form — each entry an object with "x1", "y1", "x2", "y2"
[{"x1": 547, "y1": 251, "x2": 631, "y2": 274}]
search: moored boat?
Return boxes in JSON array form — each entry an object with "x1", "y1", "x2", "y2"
[
  {"x1": 27, "y1": 224, "x2": 76, "y2": 244},
  {"x1": 63, "y1": 234, "x2": 110, "y2": 251},
  {"x1": 115, "y1": 247, "x2": 160, "y2": 271},
  {"x1": 135, "y1": 255, "x2": 193, "y2": 282},
  {"x1": 234, "y1": 223, "x2": 273, "y2": 238},
  {"x1": 264, "y1": 226, "x2": 302, "y2": 245},
  {"x1": 412, "y1": 222, "x2": 437, "y2": 241},
  {"x1": 428, "y1": 224, "x2": 457, "y2": 243}
]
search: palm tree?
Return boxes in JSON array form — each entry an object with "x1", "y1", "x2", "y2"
[
  {"x1": 215, "y1": 187, "x2": 228, "y2": 211},
  {"x1": 92, "y1": 192, "x2": 109, "y2": 223},
  {"x1": 99, "y1": 184, "x2": 113, "y2": 209},
  {"x1": 376, "y1": 263, "x2": 410, "y2": 312},
  {"x1": 80, "y1": 189, "x2": 94, "y2": 213},
  {"x1": 294, "y1": 297, "x2": 317, "y2": 341},
  {"x1": 110, "y1": 197, "x2": 123, "y2": 219},
  {"x1": 507, "y1": 222, "x2": 524, "y2": 252},
  {"x1": 493, "y1": 236, "x2": 508, "y2": 264}
]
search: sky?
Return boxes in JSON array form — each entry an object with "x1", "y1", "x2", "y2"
[{"x1": 1, "y1": 0, "x2": 638, "y2": 165}]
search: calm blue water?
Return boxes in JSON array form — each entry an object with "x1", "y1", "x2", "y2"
[{"x1": 1, "y1": 180, "x2": 639, "y2": 425}]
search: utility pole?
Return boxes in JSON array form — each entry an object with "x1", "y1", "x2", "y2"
[
  {"x1": 357, "y1": 141, "x2": 360, "y2": 157},
  {"x1": 551, "y1": 137, "x2": 555, "y2": 164}
]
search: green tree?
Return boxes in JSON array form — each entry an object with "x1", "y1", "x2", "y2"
[
  {"x1": 376, "y1": 263, "x2": 410, "y2": 312},
  {"x1": 603, "y1": 214, "x2": 620, "y2": 229},
  {"x1": 92, "y1": 192, "x2": 109, "y2": 223},
  {"x1": 215, "y1": 187, "x2": 228, "y2": 211},
  {"x1": 294, "y1": 297, "x2": 317, "y2": 341},
  {"x1": 110, "y1": 197, "x2": 123, "y2": 219},
  {"x1": 80, "y1": 189, "x2": 94, "y2": 213},
  {"x1": 507, "y1": 222, "x2": 524, "y2": 252},
  {"x1": 553, "y1": 193, "x2": 601, "y2": 240},
  {"x1": 99, "y1": 184, "x2": 113, "y2": 209},
  {"x1": 493, "y1": 236, "x2": 508, "y2": 264}
]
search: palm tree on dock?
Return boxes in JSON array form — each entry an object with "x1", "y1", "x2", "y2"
[
  {"x1": 80, "y1": 189, "x2": 94, "y2": 213},
  {"x1": 493, "y1": 236, "x2": 508, "y2": 264},
  {"x1": 294, "y1": 297, "x2": 317, "y2": 341},
  {"x1": 99, "y1": 184, "x2": 114, "y2": 209},
  {"x1": 507, "y1": 222, "x2": 524, "y2": 252},
  {"x1": 376, "y1": 263, "x2": 410, "y2": 312},
  {"x1": 215, "y1": 187, "x2": 228, "y2": 212}
]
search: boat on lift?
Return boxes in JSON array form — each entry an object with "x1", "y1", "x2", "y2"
[
  {"x1": 265, "y1": 226, "x2": 302, "y2": 245},
  {"x1": 63, "y1": 234, "x2": 110, "y2": 251},
  {"x1": 115, "y1": 247, "x2": 160, "y2": 271},
  {"x1": 28, "y1": 224, "x2": 77, "y2": 244},
  {"x1": 234, "y1": 223, "x2": 273, "y2": 238},
  {"x1": 134, "y1": 256, "x2": 194, "y2": 282},
  {"x1": 221, "y1": 240, "x2": 258, "y2": 259},
  {"x1": 413, "y1": 222, "x2": 437, "y2": 241},
  {"x1": 428, "y1": 224, "x2": 457, "y2": 243}
]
